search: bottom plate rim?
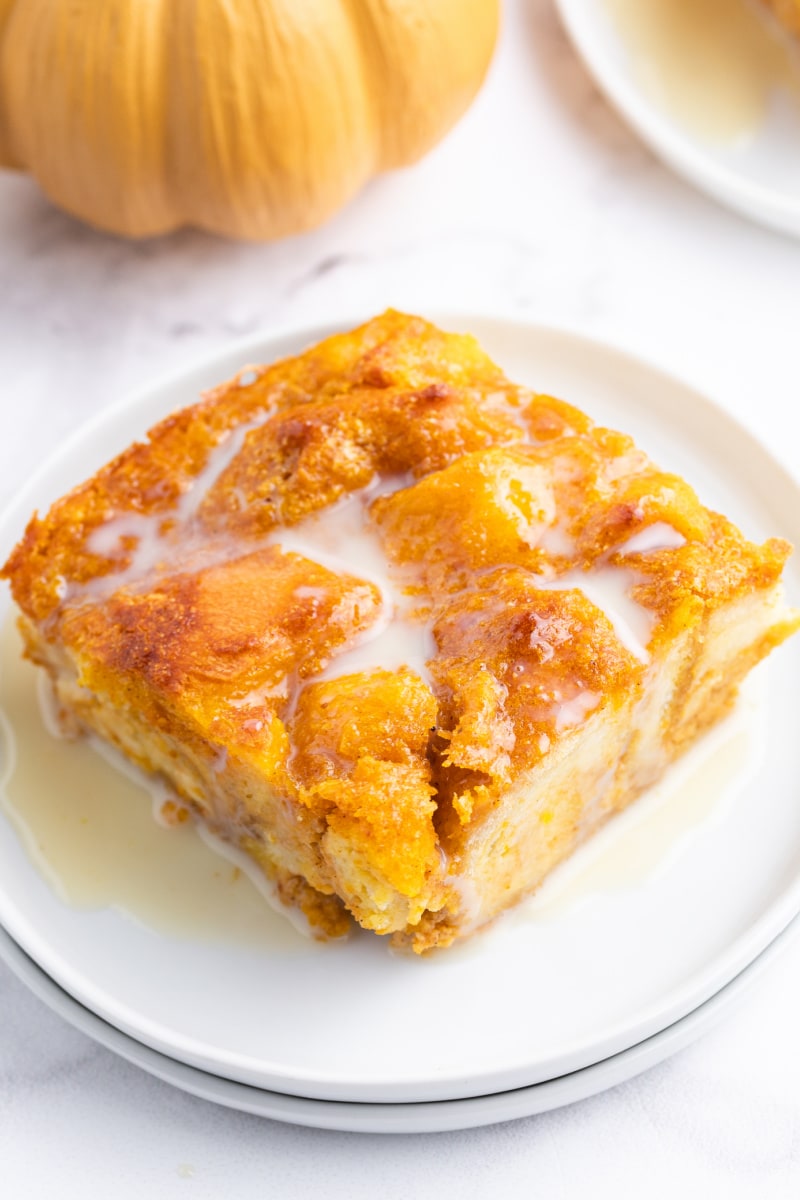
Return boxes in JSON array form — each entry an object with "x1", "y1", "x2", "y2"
[{"x1": 1, "y1": 914, "x2": 796, "y2": 1134}]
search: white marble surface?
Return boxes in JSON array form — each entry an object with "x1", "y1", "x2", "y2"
[{"x1": 1, "y1": 0, "x2": 799, "y2": 1194}]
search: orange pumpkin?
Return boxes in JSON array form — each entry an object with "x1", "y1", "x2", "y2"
[{"x1": 0, "y1": 0, "x2": 499, "y2": 238}]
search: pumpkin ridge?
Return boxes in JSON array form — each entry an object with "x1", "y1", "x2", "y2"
[
  {"x1": 0, "y1": 0, "x2": 499, "y2": 238},
  {"x1": 1, "y1": 0, "x2": 178, "y2": 236},
  {"x1": 340, "y1": 0, "x2": 500, "y2": 169},
  {"x1": 0, "y1": 0, "x2": 21, "y2": 167}
]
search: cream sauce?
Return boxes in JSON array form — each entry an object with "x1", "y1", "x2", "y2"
[
  {"x1": 519, "y1": 682, "x2": 764, "y2": 921},
  {"x1": 607, "y1": 0, "x2": 800, "y2": 143},
  {"x1": 0, "y1": 617, "x2": 310, "y2": 950}
]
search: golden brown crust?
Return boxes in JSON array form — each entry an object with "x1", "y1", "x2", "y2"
[{"x1": 60, "y1": 547, "x2": 381, "y2": 720}]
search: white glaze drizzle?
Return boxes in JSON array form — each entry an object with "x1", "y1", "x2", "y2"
[
  {"x1": 616, "y1": 522, "x2": 686, "y2": 556},
  {"x1": 83, "y1": 416, "x2": 267, "y2": 595},
  {"x1": 554, "y1": 690, "x2": 600, "y2": 732},
  {"x1": 271, "y1": 486, "x2": 435, "y2": 688},
  {"x1": 535, "y1": 521, "x2": 685, "y2": 667},
  {"x1": 534, "y1": 566, "x2": 653, "y2": 664},
  {"x1": 538, "y1": 522, "x2": 575, "y2": 558},
  {"x1": 483, "y1": 388, "x2": 530, "y2": 436}
]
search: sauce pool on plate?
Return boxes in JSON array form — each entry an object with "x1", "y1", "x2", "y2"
[
  {"x1": 0, "y1": 615, "x2": 308, "y2": 952},
  {"x1": 606, "y1": 0, "x2": 800, "y2": 142}
]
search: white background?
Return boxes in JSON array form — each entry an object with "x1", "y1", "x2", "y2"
[{"x1": 1, "y1": 0, "x2": 799, "y2": 1194}]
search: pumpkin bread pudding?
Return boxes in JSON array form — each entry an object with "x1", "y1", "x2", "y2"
[{"x1": 3, "y1": 311, "x2": 798, "y2": 951}]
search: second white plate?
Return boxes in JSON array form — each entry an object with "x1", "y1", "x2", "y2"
[
  {"x1": 2, "y1": 916, "x2": 796, "y2": 1133},
  {"x1": 0, "y1": 316, "x2": 799, "y2": 1104},
  {"x1": 556, "y1": 0, "x2": 800, "y2": 237}
]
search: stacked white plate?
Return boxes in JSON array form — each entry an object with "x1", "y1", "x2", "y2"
[
  {"x1": 556, "y1": 0, "x2": 800, "y2": 237},
  {"x1": 1, "y1": 317, "x2": 799, "y2": 1133}
]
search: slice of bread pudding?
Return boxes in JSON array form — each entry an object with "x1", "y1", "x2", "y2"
[{"x1": 3, "y1": 311, "x2": 798, "y2": 951}]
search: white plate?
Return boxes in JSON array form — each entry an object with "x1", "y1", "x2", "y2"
[
  {"x1": 0, "y1": 316, "x2": 799, "y2": 1104},
  {"x1": 555, "y1": 0, "x2": 800, "y2": 237},
  {"x1": 1, "y1": 915, "x2": 797, "y2": 1133}
]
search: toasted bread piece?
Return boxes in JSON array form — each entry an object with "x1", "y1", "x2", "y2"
[{"x1": 3, "y1": 311, "x2": 798, "y2": 950}]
